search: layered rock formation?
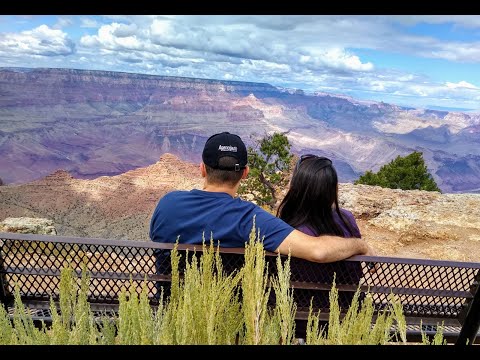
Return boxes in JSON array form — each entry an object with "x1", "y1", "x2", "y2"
[
  {"x1": 0, "y1": 153, "x2": 479, "y2": 262},
  {"x1": 1, "y1": 67, "x2": 479, "y2": 193},
  {"x1": 0, "y1": 153, "x2": 202, "y2": 240}
]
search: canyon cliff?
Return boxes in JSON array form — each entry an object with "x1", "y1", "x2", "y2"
[{"x1": 1, "y1": 67, "x2": 479, "y2": 193}]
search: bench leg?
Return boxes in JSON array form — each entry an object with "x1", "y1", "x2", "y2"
[{"x1": 456, "y1": 271, "x2": 480, "y2": 345}]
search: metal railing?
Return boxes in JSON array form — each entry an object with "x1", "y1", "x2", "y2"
[{"x1": 1, "y1": 232, "x2": 479, "y2": 344}]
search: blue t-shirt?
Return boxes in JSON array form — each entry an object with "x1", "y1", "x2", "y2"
[{"x1": 149, "y1": 189, "x2": 294, "y2": 252}]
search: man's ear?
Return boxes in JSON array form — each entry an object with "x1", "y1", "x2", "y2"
[
  {"x1": 242, "y1": 166, "x2": 250, "y2": 179},
  {"x1": 200, "y1": 162, "x2": 207, "y2": 178}
]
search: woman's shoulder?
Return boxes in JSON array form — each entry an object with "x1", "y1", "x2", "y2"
[
  {"x1": 338, "y1": 208, "x2": 355, "y2": 219},
  {"x1": 336, "y1": 208, "x2": 359, "y2": 226},
  {"x1": 337, "y1": 208, "x2": 361, "y2": 237}
]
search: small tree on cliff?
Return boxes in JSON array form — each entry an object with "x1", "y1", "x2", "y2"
[
  {"x1": 354, "y1": 151, "x2": 441, "y2": 192},
  {"x1": 238, "y1": 132, "x2": 293, "y2": 209}
]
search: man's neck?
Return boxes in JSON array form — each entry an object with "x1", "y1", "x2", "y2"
[{"x1": 202, "y1": 182, "x2": 238, "y2": 197}]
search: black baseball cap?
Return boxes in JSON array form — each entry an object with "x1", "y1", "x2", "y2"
[{"x1": 202, "y1": 132, "x2": 248, "y2": 171}]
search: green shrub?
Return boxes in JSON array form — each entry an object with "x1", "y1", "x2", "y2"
[
  {"x1": 9, "y1": 284, "x2": 46, "y2": 344},
  {"x1": 0, "y1": 300, "x2": 14, "y2": 344},
  {"x1": 421, "y1": 321, "x2": 447, "y2": 345},
  {"x1": 355, "y1": 151, "x2": 441, "y2": 192},
  {"x1": 47, "y1": 265, "x2": 99, "y2": 345},
  {"x1": 162, "y1": 239, "x2": 243, "y2": 344},
  {"x1": 305, "y1": 280, "x2": 407, "y2": 345}
]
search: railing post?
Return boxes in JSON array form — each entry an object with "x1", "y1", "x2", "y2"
[
  {"x1": 0, "y1": 239, "x2": 9, "y2": 310},
  {"x1": 456, "y1": 270, "x2": 480, "y2": 345}
]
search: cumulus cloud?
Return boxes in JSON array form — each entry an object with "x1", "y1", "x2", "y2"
[
  {"x1": 301, "y1": 48, "x2": 373, "y2": 72},
  {"x1": 3, "y1": 15, "x2": 480, "y2": 110},
  {"x1": 72, "y1": 16, "x2": 480, "y2": 109},
  {"x1": 80, "y1": 16, "x2": 374, "y2": 78},
  {"x1": 149, "y1": 18, "x2": 274, "y2": 60},
  {"x1": 0, "y1": 25, "x2": 75, "y2": 57},
  {"x1": 81, "y1": 23, "x2": 142, "y2": 50},
  {"x1": 111, "y1": 23, "x2": 138, "y2": 38}
]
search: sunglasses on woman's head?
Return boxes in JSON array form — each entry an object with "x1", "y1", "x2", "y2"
[{"x1": 295, "y1": 154, "x2": 332, "y2": 172}]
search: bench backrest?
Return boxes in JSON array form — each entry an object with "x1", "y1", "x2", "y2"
[{"x1": 1, "y1": 232, "x2": 479, "y2": 344}]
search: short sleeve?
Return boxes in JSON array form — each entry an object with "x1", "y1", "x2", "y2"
[{"x1": 249, "y1": 208, "x2": 295, "y2": 252}]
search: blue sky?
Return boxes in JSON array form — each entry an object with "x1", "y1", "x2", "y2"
[{"x1": 1, "y1": 15, "x2": 480, "y2": 111}]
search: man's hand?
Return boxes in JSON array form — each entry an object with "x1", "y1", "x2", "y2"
[{"x1": 362, "y1": 242, "x2": 379, "y2": 273}]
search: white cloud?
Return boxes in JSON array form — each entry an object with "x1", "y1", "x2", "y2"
[
  {"x1": 0, "y1": 25, "x2": 75, "y2": 57},
  {"x1": 426, "y1": 42, "x2": 480, "y2": 63},
  {"x1": 446, "y1": 81, "x2": 478, "y2": 89},
  {"x1": 81, "y1": 23, "x2": 142, "y2": 50},
  {"x1": 79, "y1": 16, "x2": 375, "y2": 79},
  {"x1": 300, "y1": 48, "x2": 373, "y2": 72},
  {"x1": 70, "y1": 16, "x2": 480, "y2": 109},
  {"x1": 322, "y1": 48, "x2": 373, "y2": 71},
  {"x1": 111, "y1": 23, "x2": 138, "y2": 38},
  {"x1": 4, "y1": 15, "x2": 480, "y2": 110}
]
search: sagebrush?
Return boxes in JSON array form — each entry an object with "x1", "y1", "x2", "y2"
[{"x1": 0, "y1": 229, "x2": 445, "y2": 345}]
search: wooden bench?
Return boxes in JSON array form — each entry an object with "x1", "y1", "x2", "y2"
[{"x1": 1, "y1": 232, "x2": 479, "y2": 344}]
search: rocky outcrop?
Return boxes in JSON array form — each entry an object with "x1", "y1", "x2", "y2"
[
  {"x1": 339, "y1": 183, "x2": 480, "y2": 235},
  {"x1": 338, "y1": 183, "x2": 480, "y2": 261},
  {"x1": 0, "y1": 217, "x2": 57, "y2": 235},
  {"x1": 0, "y1": 153, "x2": 202, "y2": 241}
]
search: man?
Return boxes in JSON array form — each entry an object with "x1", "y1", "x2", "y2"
[{"x1": 150, "y1": 132, "x2": 374, "y2": 264}]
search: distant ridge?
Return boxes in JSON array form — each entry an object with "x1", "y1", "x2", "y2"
[{"x1": 0, "y1": 66, "x2": 277, "y2": 89}]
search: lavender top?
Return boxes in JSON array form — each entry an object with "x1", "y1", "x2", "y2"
[{"x1": 297, "y1": 208, "x2": 361, "y2": 238}]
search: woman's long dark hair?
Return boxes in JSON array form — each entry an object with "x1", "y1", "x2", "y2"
[{"x1": 277, "y1": 156, "x2": 358, "y2": 237}]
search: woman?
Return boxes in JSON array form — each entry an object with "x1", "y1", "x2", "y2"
[
  {"x1": 277, "y1": 154, "x2": 360, "y2": 239},
  {"x1": 277, "y1": 154, "x2": 363, "y2": 311}
]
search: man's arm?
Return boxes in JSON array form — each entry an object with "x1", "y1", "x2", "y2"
[{"x1": 275, "y1": 229, "x2": 375, "y2": 263}]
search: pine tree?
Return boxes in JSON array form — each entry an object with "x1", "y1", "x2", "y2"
[
  {"x1": 238, "y1": 132, "x2": 293, "y2": 209},
  {"x1": 355, "y1": 151, "x2": 441, "y2": 192}
]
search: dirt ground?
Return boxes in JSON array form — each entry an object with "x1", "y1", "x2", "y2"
[{"x1": 358, "y1": 219, "x2": 480, "y2": 262}]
